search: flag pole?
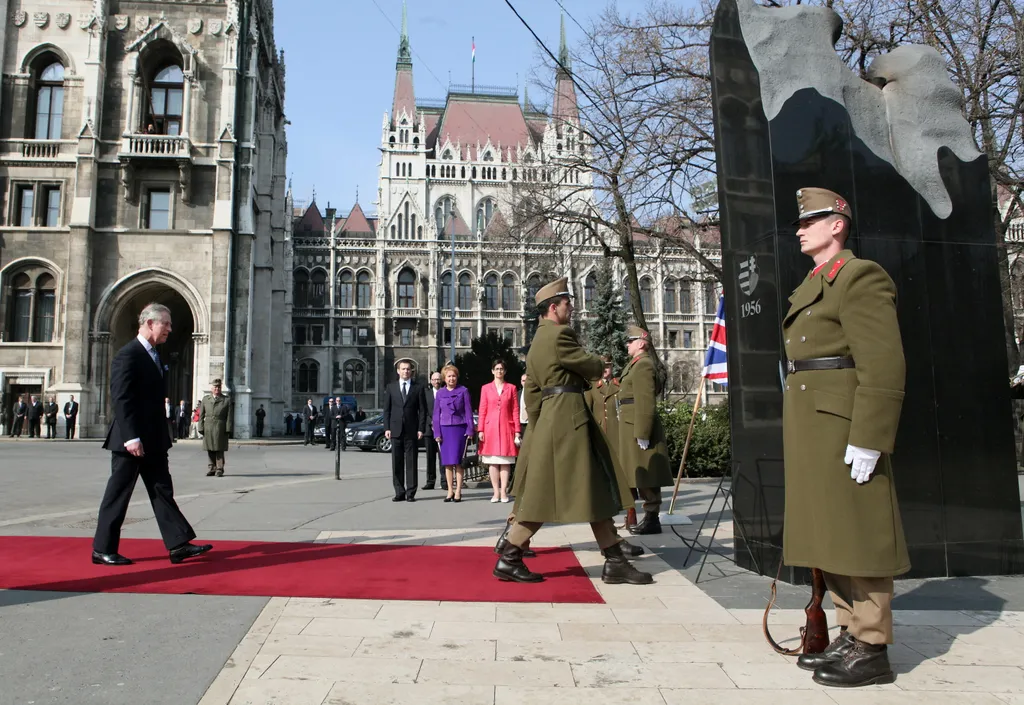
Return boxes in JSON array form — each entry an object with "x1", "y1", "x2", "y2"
[
  {"x1": 471, "y1": 36, "x2": 475, "y2": 93},
  {"x1": 668, "y1": 376, "x2": 705, "y2": 515}
]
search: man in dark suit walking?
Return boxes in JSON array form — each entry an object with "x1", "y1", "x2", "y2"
[
  {"x1": 422, "y1": 370, "x2": 444, "y2": 490},
  {"x1": 302, "y1": 399, "x2": 317, "y2": 445},
  {"x1": 383, "y1": 358, "x2": 425, "y2": 502},
  {"x1": 64, "y1": 395, "x2": 79, "y2": 439},
  {"x1": 91, "y1": 302, "x2": 211, "y2": 566}
]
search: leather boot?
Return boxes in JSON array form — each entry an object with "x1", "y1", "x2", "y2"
[
  {"x1": 812, "y1": 638, "x2": 895, "y2": 687},
  {"x1": 494, "y1": 521, "x2": 535, "y2": 557},
  {"x1": 797, "y1": 629, "x2": 853, "y2": 671},
  {"x1": 206, "y1": 467, "x2": 216, "y2": 476},
  {"x1": 493, "y1": 544, "x2": 544, "y2": 583},
  {"x1": 629, "y1": 511, "x2": 662, "y2": 535},
  {"x1": 601, "y1": 543, "x2": 653, "y2": 585},
  {"x1": 619, "y1": 540, "x2": 645, "y2": 557}
]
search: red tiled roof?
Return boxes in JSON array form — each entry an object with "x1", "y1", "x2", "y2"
[
  {"x1": 392, "y1": 66, "x2": 415, "y2": 124},
  {"x1": 526, "y1": 116, "x2": 546, "y2": 145},
  {"x1": 435, "y1": 98, "x2": 535, "y2": 160},
  {"x1": 422, "y1": 112, "x2": 441, "y2": 151},
  {"x1": 341, "y1": 202, "x2": 373, "y2": 234},
  {"x1": 552, "y1": 73, "x2": 578, "y2": 135},
  {"x1": 295, "y1": 202, "x2": 324, "y2": 233}
]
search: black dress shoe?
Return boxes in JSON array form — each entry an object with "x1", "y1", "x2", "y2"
[
  {"x1": 392, "y1": 496, "x2": 405, "y2": 502},
  {"x1": 812, "y1": 639, "x2": 895, "y2": 687},
  {"x1": 169, "y1": 543, "x2": 213, "y2": 564},
  {"x1": 421, "y1": 484, "x2": 435, "y2": 490},
  {"x1": 798, "y1": 630, "x2": 854, "y2": 671},
  {"x1": 92, "y1": 551, "x2": 133, "y2": 566},
  {"x1": 407, "y1": 497, "x2": 417, "y2": 502}
]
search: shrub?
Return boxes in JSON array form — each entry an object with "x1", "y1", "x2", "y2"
[{"x1": 659, "y1": 398, "x2": 731, "y2": 478}]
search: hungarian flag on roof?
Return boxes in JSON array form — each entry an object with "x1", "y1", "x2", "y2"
[{"x1": 702, "y1": 296, "x2": 728, "y2": 386}]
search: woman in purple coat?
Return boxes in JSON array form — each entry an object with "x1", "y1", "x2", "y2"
[{"x1": 433, "y1": 364, "x2": 476, "y2": 502}]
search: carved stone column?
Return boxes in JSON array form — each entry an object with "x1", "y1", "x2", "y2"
[{"x1": 89, "y1": 332, "x2": 112, "y2": 433}]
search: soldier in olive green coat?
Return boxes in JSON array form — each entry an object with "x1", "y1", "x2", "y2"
[
  {"x1": 199, "y1": 379, "x2": 233, "y2": 477},
  {"x1": 617, "y1": 326, "x2": 674, "y2": 535},
  {"x1": 584, "y1": 358, "x2": 635, "y2": 510},
  {"x1": 493, "y1": 277, "x2": 651, "y2": 586},
  {"x1": 781, "y1": 188, "x2": 907, "y2": 689}
]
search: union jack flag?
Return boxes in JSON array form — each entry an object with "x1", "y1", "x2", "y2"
[{"x1": 702, "y1": 296, "x2": 728, "y2": 386}]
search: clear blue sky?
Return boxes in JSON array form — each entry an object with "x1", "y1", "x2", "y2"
[{"x1": 275, "y1": 0, "x2": 642, "y2": 216}]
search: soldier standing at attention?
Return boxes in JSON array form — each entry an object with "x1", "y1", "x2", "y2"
[
  {"x1": 617, "y1": 327, "x2": 674, "y2": 535},
  {"x1": 493, "y1": 277, "x2": 651, "y2": 585},
  {"x1": 782, "y1": 188, "x2": 908, "y2": 688}
]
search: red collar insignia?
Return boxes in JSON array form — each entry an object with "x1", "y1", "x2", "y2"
[{"x1": 827, "y1": 258, "x2": 846, "y2": 280}]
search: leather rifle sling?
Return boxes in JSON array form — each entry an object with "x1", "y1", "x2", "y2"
[{"x1": 762, "y1": 558, "x2": 806, "y2": 656}]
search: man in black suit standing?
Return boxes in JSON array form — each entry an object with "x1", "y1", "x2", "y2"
[
  {"x1": 383, "y1": 358, "x2": 425, "y2": 502},
  {"x1": 422, "y1": 370, "x2": 444, "y2": 491},
  {"x1": 64, "y1": 395, "x2": 79, "y2": 439},
  {"x1": 323, "y1": 398, "x2": 336, "y2": 451},
  {"x1": 11, "y1": 395, "x2": 26, "y2": 437},
  {"x1": 254, "y1": 404, "x2": 266, "y2": 438},
  {"x1": 176, "y1": 399, "x2": 190, "y2": 439},
  {"x1": 302, "y1": 398, "x2": 317, "y2": 445},
  {"x1": 91, "y1": 302, "x2": 211, "y2": 566},
  {"x1": 27, "y1": 395, "x2": 42, "y2": 438},
  {"x1": 44, "y1": 396, "x2": 58, "y2": 439}
]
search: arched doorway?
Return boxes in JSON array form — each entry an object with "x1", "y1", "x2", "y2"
[{"x1": 109, "y1": 284, "x2": 195, "y2": 409}]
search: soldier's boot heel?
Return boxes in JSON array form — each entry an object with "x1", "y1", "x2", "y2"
[
  {"x1": 629, "y1": 511, "x2": 662, "y2": 535},
  {"x1": 493, "y1": 520, "x2": 512, "y2": 554},
  {"x1": 206, "y1": 467, "x2": 216, "y2": 477},
  {"x1": 493, "y1": 545, "x2": 544, "y2": 583},
  {"x1": 601, "y1": 544, "x2": 654, "y2": 585}
]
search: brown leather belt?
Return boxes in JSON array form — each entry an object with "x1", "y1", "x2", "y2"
[
  {"x1": 786, "y1": 356, "x2": 855, "y2": 374},
  {"x1": 541, "y1": 385, "x2": 583, "y2": 400}
]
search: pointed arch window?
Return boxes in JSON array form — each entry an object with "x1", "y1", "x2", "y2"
[
  {"x1": 3, "y1": 268, "x2": 57, "y2": 343},
  {"x1": 296, "y1": 360, "x2": 319, "y2": 393},
  {"x1": 679, "y1": 278, "x2": 693, "y2": 313},
  {"x1": 146, "y1": 64, "x2": 184, "y2": 135},
  {"x1": 293, "y1": 270, "x2": 309, "y2": 308},
  {"x1": 484, "y1": 274, "x2": 498, "y2": 311},
  {"x1": 501, "y1": 274, "x2": 516, "y2": 310},
  {"x1": 310, "y1": 270, "x2": 327, "y2": 308},
  {"x1": 434, "y1": 196, "x2": 454, "y2": 234},
  {"x1": 343, "y1": 360, "x2": 366, "y2": 393},
  {"x1": 457, "y1": 273, "x2": 472, "y2": 310},
  {"x1": 476, "y1": 198, "x2": 496, "y2": 234},
  {"x1": 584, "y1": 274, "x2": 596, "y2": 310},
  {"x1": 640, "y1": 277, "x2": 654, "y2": 313},
  {"x1": 664, "y1": 278, "x2": 677, "y2": 314},
  {"x1": 338, "y1": 271, "x2": 354, "y2": 308},
  {"x1": 356, "y1": 272, "x2": 372, "y2": 308},
  {"x1": 440, "y1": 272, "x2": 453, "y2": 311},
  {"x1": 703, "y1": 281, "x2": 718, "y2": 314},
  {"x1": 397, "y1": 269, "x2": 416, "y2": 308},
  {"x1": 34, "y1": 62, "x2": 65, "y2": 139}
]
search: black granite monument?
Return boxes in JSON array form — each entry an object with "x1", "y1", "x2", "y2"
[{"x1": 711, "y1": 0, "x2": 1024, "y2": 581}]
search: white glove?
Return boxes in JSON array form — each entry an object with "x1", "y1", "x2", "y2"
[
  {"x1": 637, "y1": 439, "x2": 649, "y2": 451},
  {"x1": 844, "y1": 444, "x2": 881, "y2": 484}
]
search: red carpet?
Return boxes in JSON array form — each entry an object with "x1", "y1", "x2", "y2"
[{"x1": 0, "y1": 536, "x2": 604, "y2": 604}]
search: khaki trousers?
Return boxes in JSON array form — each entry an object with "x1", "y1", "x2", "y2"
[
  {"x1": 507, "y1": 517, "x2": 619, "y2": 551},
  {"x1": 823, "y1": 572, "x2": 894, "y2": 645},
  {"x1": 637, "y1": 486, "x2": 662, "y2": 514}
]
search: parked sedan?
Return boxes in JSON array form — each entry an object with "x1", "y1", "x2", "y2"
[{"x1": 345, "y1": 414, "x2": 480, "y2": 454}]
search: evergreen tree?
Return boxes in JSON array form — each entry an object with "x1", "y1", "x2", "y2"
[
  {"x1": 585, "y1": 261, "x2": 630, "y2": 374},
  {"x1": 454, "y1": 332, "x2": 527, "y2": 410}
]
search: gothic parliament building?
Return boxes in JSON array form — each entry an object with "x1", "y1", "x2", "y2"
[
  {"x1": 289, "y1": 13, "x2": 723, "y2": 413},
  {"x1": 0, "y1": 0, "x2": 290, "y2": 437}
]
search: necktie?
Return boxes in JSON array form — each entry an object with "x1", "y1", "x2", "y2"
[
  {"x1": 402, "y1": 383, "x2": 408, "y2": 400},
  {"x1": 151, "y1": 348, "x2": 162, "y2": 375}
]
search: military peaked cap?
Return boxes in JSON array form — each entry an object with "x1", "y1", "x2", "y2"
[
  {"x1": 794, "y1": 187, "x2": 853, "y2": 224},
  {"x1": 626, "y1": 325, "x2": 650, "y2": 341},
  {"x1": 534, "y1": 276, "x2": 572, "y2": 305}
]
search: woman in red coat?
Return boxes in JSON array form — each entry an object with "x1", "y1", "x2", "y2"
[{"x1": 478, "y1": 359, "x2": 522, "y2": 503}]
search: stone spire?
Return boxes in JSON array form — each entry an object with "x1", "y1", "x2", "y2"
[
  {"x1": 558, "y1": 13, "x2": 571, "y2": 72},
  {"x1": 397, "y1": 0, "x2": 412, "y2": 67}
]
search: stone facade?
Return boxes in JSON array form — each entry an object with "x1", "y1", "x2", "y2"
[
  {"x1": 0, "y1": 0, "x2": 291, "y2": 438},
  {"x1": 288, "y1": 14, "x2": 723, "y2": 413}
]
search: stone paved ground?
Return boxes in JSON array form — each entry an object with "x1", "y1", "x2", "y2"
[{"x1": 2, "y1": 439, "x2": 1024, "y2": 704}]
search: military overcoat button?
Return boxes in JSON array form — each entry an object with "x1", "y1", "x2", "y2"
[
  {"x1": 806, "y1": 310, "x2": 812, "y2": 316},
  {"x1": 785, "y1": 339, "x2": 790, "y2": 345},
  {"x1": 801, "y1": 336, "x2": 807, "y2": 342},
  {"x1": 800, "y1": 384, "x2": 806, "y2": 391},
  {"x1": 785, "y1": 385, "x2": 790, "y2": 391}
]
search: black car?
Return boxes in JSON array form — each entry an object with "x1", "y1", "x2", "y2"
[{"x1": 345, "y1": 414, "x2": 480, "y2": 456}]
